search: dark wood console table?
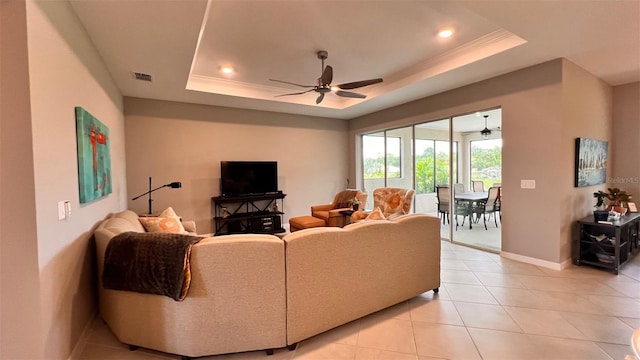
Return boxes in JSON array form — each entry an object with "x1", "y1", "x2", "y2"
[
  {"x1": 576, "y1": 213, "x2": 640, "y2": 274},
  {"x1": 212, "y1": 193, "x2": 286, "y2": 236}
]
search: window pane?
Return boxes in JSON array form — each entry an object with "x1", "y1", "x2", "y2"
[
  {"x1": 386, "y1": 136, "x2": 401, "y2": 178},
  {"x1": 435, "y1": 141, "x2": 452, "y2": 187},
  {"x1": 415, "y1": 139, "x2": 434, "y2": 194},
  {"x1": 470, "y1": 139, "x2": 502, "y2": 189},
  {"x1": 363, "y1": 134, "x2": 385, "y2": 179}
]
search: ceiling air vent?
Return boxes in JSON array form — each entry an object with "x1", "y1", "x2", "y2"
[{"x1": 133, "y1": 72, "x2": 152, "y2": 82}]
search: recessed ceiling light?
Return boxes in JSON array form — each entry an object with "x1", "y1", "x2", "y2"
[
  {"x1": 438, "y1": 29, "x2": 454, "y2": 38},
  {"x1": 220, "y1": 66, "x2": 235, "y2": 75}
]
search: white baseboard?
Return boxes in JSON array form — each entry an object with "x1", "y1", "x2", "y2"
[{"x1": 500, "y1": 251, "x2": 571, "y2": 271}]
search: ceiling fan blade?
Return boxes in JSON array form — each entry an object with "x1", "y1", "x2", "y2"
[
  {"x1": 320, "y1": 65, "x2": 333, "y2": 85},
  {"x1": 335, "y1": 90, "x2": 366, "y2": 99},
  {"x1": 337, "y1": 78, "x2": 383, "y2": 90},
  {"x1": 316, "y1": 93, "x2": 325, "y2": 104},
  {"x1": 274, "y1": 89, "x2": 314, "y2": 97},
  {"x1": 269, "y1": 79, "x2": 314, "y2": 88}
]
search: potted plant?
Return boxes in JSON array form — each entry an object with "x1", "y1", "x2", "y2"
[
  {"x1": 593, "y1": 188, "x2": 632, "y2": 220},
  {"x1": 351, "y1": 197, "x2": 361, "y2": 211}
]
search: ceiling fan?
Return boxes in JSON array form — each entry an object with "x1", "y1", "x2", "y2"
[{"x1": 269, "y1": 50, "x2": 383, "y2": 104}]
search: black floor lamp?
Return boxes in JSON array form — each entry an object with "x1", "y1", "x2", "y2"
[{"x1": 131, "y1": 177, "x2": 182, "y2": 215}]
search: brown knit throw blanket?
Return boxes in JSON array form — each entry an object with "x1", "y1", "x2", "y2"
[
  {"x1": 102, "y1": 232, "x2": 203, "y2": 301},
  {"x1": 335, "y1": 190, "x2": 359, "y2": 209}
]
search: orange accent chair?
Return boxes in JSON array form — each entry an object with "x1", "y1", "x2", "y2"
[
  {"x1": 310, "y1": 189, "x2": 368, "y2": 227},
  {"x1": 351, "y1": 187, "x2": 415, "y2": 221}
]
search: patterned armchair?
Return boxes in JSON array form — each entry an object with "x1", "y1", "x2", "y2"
[
  {"x1": 352, "y1": 187, "x2": 415, "y2": 221},
  {"x1": 311, "y1": 189, "x2": 368, "y2": 227}
]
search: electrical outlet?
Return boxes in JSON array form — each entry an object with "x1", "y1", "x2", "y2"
[{"x1": 520, "y1": 180, "x2": 536, "y2": 189}]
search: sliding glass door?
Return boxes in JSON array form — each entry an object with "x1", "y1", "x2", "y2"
[
  {"x1": 359, "y1": 108, "x2": 501, "y2": 252},
  {"x1": 451, "y1": 110, "x2": 502, "y2": 251}
]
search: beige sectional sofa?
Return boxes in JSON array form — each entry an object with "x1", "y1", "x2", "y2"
[
  {"x1": 94, "y1": 210, "x2": 287, "y2": 358},
  {"x1": 94, "y1": 210, "x2": 441, "y2": 358},
  {"x1": 283, "y1": 213, "x2": 441, "y2": 345}
]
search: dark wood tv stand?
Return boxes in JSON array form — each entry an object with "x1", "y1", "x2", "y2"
[{"x1": 212, "y1": 193, "x2": 286, "y2": 236}]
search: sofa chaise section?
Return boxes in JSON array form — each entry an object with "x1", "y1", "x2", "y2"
[{"x1": 282, "y1": 213, "x2": 441, "y2": 346}]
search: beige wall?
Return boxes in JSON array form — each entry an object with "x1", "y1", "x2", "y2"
[
  {"x1": 0, "y1": 1, "x2": 43, "y2": 357},
  {"x1": 124, "y1": 98, "x2": 349, "y2": 234},
  {"x1": 2, "y1": 1, "x2": 127, "y2": 358},
  {"x1": 350, "y1": 59, "x2": 616, "y2": 266},
  {"x1": 612, "y1": 82, "x2": 640, "y2": 198},
  {"x1": 560, "y1": 60, "x2": 613, "y2": 260}
]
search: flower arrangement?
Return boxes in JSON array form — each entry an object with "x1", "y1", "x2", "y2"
[
  {"x1": 593, "y1": 187, "x2": 632, "y2": 210},
  {"x1": 351, "y1": 197, "x2": 361, "y2": 211}
]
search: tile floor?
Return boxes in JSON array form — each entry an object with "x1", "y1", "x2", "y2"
[{"x1": 78, "y1": 241, "x2": 640, "y2": 360}]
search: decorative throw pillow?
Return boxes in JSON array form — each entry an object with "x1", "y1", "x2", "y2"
[
  {"x1": 386, "y1": 211, "x2": 404, "y2": 221},
  {"x1": 366, "y1": 207, "x2": 386, "y2": 220},
  {"x1": 382, "y1": 193, "x2": 403, "y2": 214},
  {"x1": 139, "y1": 207, "x2": 186, "y2": 234}
]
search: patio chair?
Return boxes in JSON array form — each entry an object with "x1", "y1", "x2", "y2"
[
  {"x1": 474, "y1": 186, "x2": 500, "y2": 230},
  {"x1": 436, "y1": 185, "x2": 450, "y2": 224}
]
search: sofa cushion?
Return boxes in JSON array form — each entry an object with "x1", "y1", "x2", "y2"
[
  {"x1": 366, "y1": 207, "x2": 386, "y2": 220},
  {"x1": 386, "y1": 211, "x2": 405, "y2": 221},
  {"x1": 139, "y1": 207, "x2": 186, "y2": 234},
  {"x1": 113, "y1": 209, "x2": 146, "y2": 232}
]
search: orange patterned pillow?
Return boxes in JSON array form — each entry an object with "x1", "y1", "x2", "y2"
[
  {"x1": 139, "y1": 207, "x2": 186, "y2": 234},
  {"x1": 365, "y1": 207, "x2": 386, "y2": 220}
]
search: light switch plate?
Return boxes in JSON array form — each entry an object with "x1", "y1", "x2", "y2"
[
  {"x1": 520, "y1": 179, "x2": 536, "y2": 189},
  {"x1": 58, "y1": 201, "x2": 66, "y2": 220},
  {"x1": 58, "y1": 200, "x2": 71, "y2": 220}
]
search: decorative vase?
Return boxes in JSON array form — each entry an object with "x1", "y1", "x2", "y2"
[
  {"x1": 593, "y1": 210, "x2": 608, "y2": 221},
  {"x1": 353, "y1": 203, "x2": 359, "y2": 211}
]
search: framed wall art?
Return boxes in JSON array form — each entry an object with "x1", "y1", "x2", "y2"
[
  {"x1": 575, "y1": 137, "x2": 608, "y2": 187},
  {"x1": 75, "y1": 107, "x2": 112, "y2": 203}
]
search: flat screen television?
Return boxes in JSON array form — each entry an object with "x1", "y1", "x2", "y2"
[{"x1": 220, "y1": 161, "x2": 279, "y2": 197}]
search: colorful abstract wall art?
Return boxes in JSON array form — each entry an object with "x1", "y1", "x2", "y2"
[{"x1": 75, "y1": 107, "x2": 112, "y2": 203}]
